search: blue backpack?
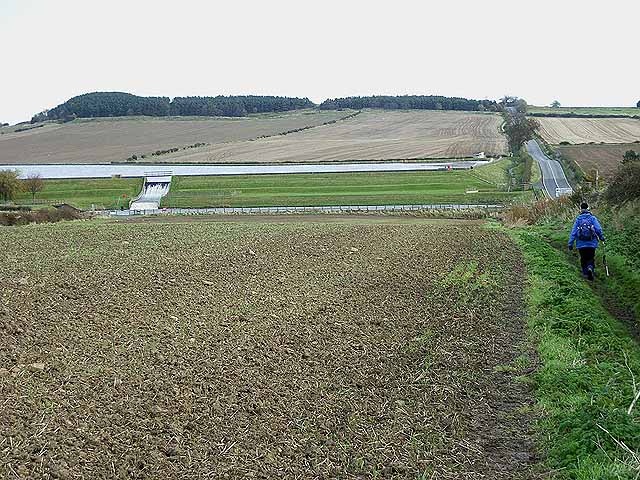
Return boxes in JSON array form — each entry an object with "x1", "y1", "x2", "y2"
[{"x1": 577, "y1": 216, "x2": 596, "y2": 241}]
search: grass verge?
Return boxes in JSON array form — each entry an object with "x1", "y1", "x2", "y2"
[{"x1": 508, "y1": 224, "x2": 640, "y2": 478}]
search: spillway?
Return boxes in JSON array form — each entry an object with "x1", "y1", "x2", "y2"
[{"x1": 129, "y1": 173, "x2": 172, "y2": 210}]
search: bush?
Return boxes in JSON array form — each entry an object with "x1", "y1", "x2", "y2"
[
  {"x1": 0, "y1": 206, "x2": 83, "y2": 227},
  {"x1": 605, "y1": 159, "x2": 640, "y2": 206}
]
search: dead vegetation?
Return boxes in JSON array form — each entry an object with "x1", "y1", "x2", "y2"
[
  {"x1": 0, "y1": 205, "x2": 83, "y2": 226},
  {"x1": 502, "y1": 196, "x2": 577, "y2": 226},
  {"x1": 0, "y1": 221, "x2": 535, "y2": 478}
]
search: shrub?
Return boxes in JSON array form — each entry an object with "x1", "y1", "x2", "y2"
[
  {"x1": 0, "y1": 206, "x2": 83, "y2": 227},
  {"x1": 605, "y1": 160, "x2": 640, "y2": 205}
]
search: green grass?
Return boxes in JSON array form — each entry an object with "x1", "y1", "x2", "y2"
[
  {"x1": 469, "y1": 158, "x2": 510, "y2": 185},
  {"x1": 13, "y1": 178, "x2": 142, "y2": 209},
  {"x1": 162, "y1": 170, "x2": 531, "y2": 208},
  {"x1": 531, "y1": 156, "x2": 542, "y2": 185},
  {"x1": 507, "y1": 224, "x2": 640, "y2": 478},
  {"x1": 529, "y1": 106, "x2": 640, "y2": 117}
]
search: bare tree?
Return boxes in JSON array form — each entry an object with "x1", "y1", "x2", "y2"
[{"x1": 23, "y1": 174, "x2": 44, "y2": 201}]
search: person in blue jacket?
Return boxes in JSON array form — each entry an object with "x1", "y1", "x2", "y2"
[{"x1": 568, "y1": 202, "x2": 605, "y2": 280}]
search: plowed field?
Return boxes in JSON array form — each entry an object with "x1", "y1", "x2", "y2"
[
  {"x1": 0, "y1": 220, "x2": 535, "y2": 479},
  {"x1": 536, "y1": 117, "x2": 640, "y2": 144},
  {"x1": 558, "y1": 143, "x2": 639, "y2": 178}
]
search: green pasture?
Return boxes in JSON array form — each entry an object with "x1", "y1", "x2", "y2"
[
  {"x1": 12, "y1": 177, "x2": 142, "y2": 210},
  {"x1": 162, "y1": 168, "x2": 529, "y2": 208}
]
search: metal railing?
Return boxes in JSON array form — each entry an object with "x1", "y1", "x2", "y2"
[{"x1": 108, "y1": 203, "x2": 504, "y2": 216}]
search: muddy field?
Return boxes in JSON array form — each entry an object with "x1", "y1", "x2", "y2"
[
  {"x1": 536, "y1": 117, "x2": 640, "y2": 144},
  {"x1": 0, "y1": 110, "x2": 507, "y2": 165},
  {"x1": 153, "y1": 110, "x2": 507, "y2": 163},
  {"x1": 558, "y1": 143, "x2": 639, "y2": 178},
  {"x1": 0, "y1": 220, "x2": 535, "y2": 479},
  {"x1": 0, "y1": 111, "x2": 348, "y2": 165}
]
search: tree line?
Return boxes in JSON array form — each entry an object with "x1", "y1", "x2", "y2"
[
  {"x1": 319, "y1": 95, "x2": 499, "y2": 112},
  {"x1": 32, "y1": 92, "x2": 316, "y2": 122}
]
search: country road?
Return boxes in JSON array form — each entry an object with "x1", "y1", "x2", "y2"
[{"x1": 525, "y1": 140, "x2": 573, "y2": 198}]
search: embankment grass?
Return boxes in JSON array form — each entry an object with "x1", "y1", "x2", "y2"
[
  {"x1": 509, "y1": 222, "x2": 640, "y2": 478},
  {"x1": 163, "y1": 170, "x2": 530, "y2": 208}
]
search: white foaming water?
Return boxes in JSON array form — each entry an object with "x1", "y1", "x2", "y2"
[{"x1": 129, "y1": 181, "x2": 171, "y2": 210}]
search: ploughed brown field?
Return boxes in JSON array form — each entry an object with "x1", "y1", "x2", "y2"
[
  {"x1": 558, "y1": 143, "x2": 639, "y2": 178},
  {"x1": 0, "y1": 110, "x2": 507, "y2": 165},
  {"x1": 0, "y1": 219, "x2": 535, "y2": 479},
  {"x1": 536, "y1": 117, "x2": 640, "y2": 145}
]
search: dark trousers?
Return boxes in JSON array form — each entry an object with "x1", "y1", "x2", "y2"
[{"x1": 578, "y1": 247, "x2": 596, "y2": 276}]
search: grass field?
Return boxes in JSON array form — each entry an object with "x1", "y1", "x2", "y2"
[
  {"x1": 0, "y1": 110, "x2": 508, "y2": 165},
  {"x1": 557, "y1": 143, "x2": 639, "y2": 179},
  {"x1": 12, "y1": 177, "x2": 142, "y2": 209},
  {"x1": 0, "y1": 219, "x2": 535, "y2": 479},
  {"x1": 468, "y1": 157, "x2": 510, "y2": 185},
  {"x1": 529, "y1": 106, "x2": 640, "y2": 117},
  {"x1": 161, "y1": 169, "x2": 527, "y2": 208},
  {"x1": 4, "y1": 163, "x2": 526, "y2": 210},
  {"x1": 0, "y1": 110, "x2": 350, "y2": 165},
  {"x1": 536, "y1": 117, "x2": 640, "y2": 144}
]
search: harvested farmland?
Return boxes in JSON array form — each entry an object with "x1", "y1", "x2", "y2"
[
  {"x1": 0, "y1": 220, "x2": 535, "y2": 479},
  {"x1": 153, "y1": 110, "x2": 508, "y2": 163},
  {"x1": 528, "y1": 106, "x2": 640, "y2": 117},
  {"x1": 0, "y1": 110, "x2": 507, "y2": 165},
  {"x1": 535, "y1": 117, "x2": 640, "y2": 144},
  {"x1": 0, "y1": 110, "x2": 349, "y2": 165},
  {"x1": 557, "y1": 143, "x2": 639, "y2": 179}
]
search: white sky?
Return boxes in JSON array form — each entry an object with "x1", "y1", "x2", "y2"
[{"x1": 1, "y1": 0, "x2": 638, "y2": 124}]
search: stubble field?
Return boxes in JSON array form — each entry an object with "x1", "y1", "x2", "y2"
[
  {"x1": 158, "y1": 110, "x2": 507, "y2": 163},
  {"x1": 0, "y1": 219, "x2": 534, "y2": 479},
  {"x1": 0, "y1": 110, "x2": 507, "y2": 165},
  {"x1": 535, "y1": 117, "x2": 640, "y2": 144},
  {"x1": 156, "y1": 110, "x2": 508, "y2": 163},
  {"x1": 0, "y1": 111, "x2": 349, "y2": 165}
]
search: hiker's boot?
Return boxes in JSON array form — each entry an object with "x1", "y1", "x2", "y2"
[{"x1": 587, "y1": 266, "x2": 594, "y2": 281}]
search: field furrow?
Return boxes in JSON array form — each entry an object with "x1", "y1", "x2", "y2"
[{"x1": 0, "y1": 221, "x2": 534, "y2": 479}]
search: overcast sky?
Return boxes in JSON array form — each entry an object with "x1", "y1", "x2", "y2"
[{"x1": 1, "y1": 0, "x2": 638, "y2": 124}]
